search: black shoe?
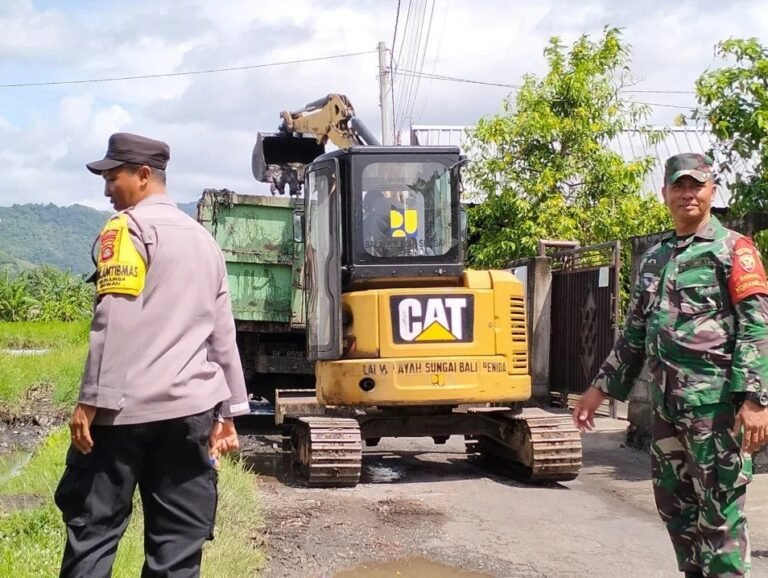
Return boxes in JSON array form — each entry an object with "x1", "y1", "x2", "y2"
[{"x1": 684, "y1": 572, "x2": 704, "y2": 578}]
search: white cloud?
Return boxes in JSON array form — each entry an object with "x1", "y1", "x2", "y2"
[
  {"x1": 1, "y1": 0, "x2": 768, "y2": 209},
  {"x1": 0, "y1": 0, "x2": 71, "y2": 59}
]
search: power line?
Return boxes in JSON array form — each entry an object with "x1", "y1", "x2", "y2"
[
  {"x1": 396, "y1": 69, "x2": 520, "y2": 89},
  {"x1": 0, "y1": 50, "x2": 377, "y2": 89},
  {"x1": 630, "y1": 100, "x2": 694, "y2": 110},
  {"x1": 401, "y1": 0, "x2": 436, "y2": 132},
  {"x1": 395, "y1": 0, "x2": 412, "y2": 56},
  {"x1": 396, "y1": 69, "x2": 696, "y2": 109},
  {"x1": 624, "y1": 89, "x2": 696, "y2": 95},
  {"x1": 395, "y1": 0, "x2": 428, "y2": 132},
  {"x1": 391, "y1": 0, "x2": 402, "y2": 58},
  {"x1": 395, "y1": 0, "x2": 424, "y2": 131},
  {"x1": 414, "y1": 5, "x2": 447, "y2": 123},
  {"x1": 390, "y1": 0, "x2": 402, "y2": 143}
]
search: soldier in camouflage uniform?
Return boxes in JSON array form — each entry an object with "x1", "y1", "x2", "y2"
[{"x1": 573, "y1": 153, "x2": 768, "y2": 578}]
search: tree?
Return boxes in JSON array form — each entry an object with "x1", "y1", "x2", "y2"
[
  {"x1": 693, "y1": 38, "x2": 768, "y2": 215},
  {"x1": 465, "y1": 27, "x2": 670, "y2": 270}
]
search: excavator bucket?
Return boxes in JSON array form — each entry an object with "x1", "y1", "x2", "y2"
[{"x1": 252, "y1": 132, "x2": 325, "y2": 196}]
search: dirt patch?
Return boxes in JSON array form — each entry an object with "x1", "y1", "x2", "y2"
[
  {"x1": 0, "y1": 384, "x2": 68, "y2": 427},
  {"x1": 257, "y1": 480, "x2": 447, "y2": 578},
  {"x1": 367, "y1": 497, "x2": 445, "y2": 524},
  {"x1": 0, "y1": 387, "x2": 61, "y2": 514},
  {"x1": 0, "y1": 493, "x2": 44, "y2": 512},
  {"x1": 0, "y1": 385, "x2": 66, "y2": 477}
]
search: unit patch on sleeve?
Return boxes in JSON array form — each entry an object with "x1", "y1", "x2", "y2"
[
  {"x1": 729, "y1": 237, "x2": 768, "y2": 304},
  {"x1": 96, "y1": 214, "x2": 147, "y2": 297}
]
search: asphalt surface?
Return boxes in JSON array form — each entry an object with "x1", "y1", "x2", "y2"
[{"x1": 239, "y1": 417, "x2": 768, "y2": 578}]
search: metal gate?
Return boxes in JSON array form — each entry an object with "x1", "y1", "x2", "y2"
[{"x1": 549, "y1": 242, "x2": 620, "y2": 410}]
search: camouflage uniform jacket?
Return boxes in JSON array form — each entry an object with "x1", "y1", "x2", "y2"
[{"x1": 593, "y1": 216, "x2": 768, "y2": 408}]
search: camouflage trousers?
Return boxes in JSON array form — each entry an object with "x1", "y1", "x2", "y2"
[{"x1": 651, "y1": 401, "x2": 753, "y2": 577}]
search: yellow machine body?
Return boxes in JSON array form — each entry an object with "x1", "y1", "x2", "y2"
[{"x1": 316, "y1": 270, "x2": 530, "y2": 406}]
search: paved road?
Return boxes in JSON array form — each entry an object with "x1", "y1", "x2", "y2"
[{"x1": 241, "y1": 418, "x2": 768, "y2": 578}]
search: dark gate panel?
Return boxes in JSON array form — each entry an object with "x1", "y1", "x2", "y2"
[{"x1": 549, "y1": 242, "x2": 620, "y2": 400}]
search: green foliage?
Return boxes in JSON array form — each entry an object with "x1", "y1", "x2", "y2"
[
  {"x1": 0, "y1": 267, "x2": 93, "y2": 322},
  {"x1": 0, "y1": 320, "x2": 90, "y2": 350},
  {"x1": 0, "y1": 201, "x2": 197, "y2": 274},
  {"x1": 0, "y1": 429, "x2": 264, "y2": 578},
  {"x1": 0, "y1": 322, "x2": 89, "y2": 409},
  {"x1": 0, "y1": 249, "x2": 35, "y2": 277},
  {"x1": 466, "y1": 27, "x2": 671, "y2": 270},
  {"x1": 693, "y1": 38, "x2": 768, "y2": 215},
  {"x1": 0, "y1": 344, "x2": 88, "y2": 409},
  {"x1": 0, "y1": 203, "x2": 110, "y2": 274}
]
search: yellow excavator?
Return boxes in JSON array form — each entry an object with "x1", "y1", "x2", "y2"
[{"x1": 251, "y1": 94, "x2": 582, "y2": 487}]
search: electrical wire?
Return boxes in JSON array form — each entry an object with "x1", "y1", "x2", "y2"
[
  {"x1": 0, "y1": 50, "x2": 377, "y2": 89},
  {"x1": 400, "y1": 0, "x2": 435, "y2": 132},
  {"x1": 396, "y1": 68, "x2": 520, "y2": 89},
  {"x1": 398, "y1": 0, "x2": 431, "y2": 132},
  {"x1": 390, "y1": 0, "x2": 402, "y2": 142},
  {"x1": 414, "y1": 5, "x2": 447, "y2": 123},
  {"x1": 394, "y1": 0, "x2": 424, "y2": 131},
  {"x1": 395, "y1": 69, "x2": 695, "y2": 109}
]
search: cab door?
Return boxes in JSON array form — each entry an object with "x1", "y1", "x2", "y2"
[{"x1": 304, "y1": 159, "x2": 343, "y2": 360}]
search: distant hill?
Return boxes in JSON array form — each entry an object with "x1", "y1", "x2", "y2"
[
  {"x1": 0, "y1": 200, "x2": 199, "y2": 275},
  {"x1": 0, "y1": 248, "x2": 35, "y2": 276}
]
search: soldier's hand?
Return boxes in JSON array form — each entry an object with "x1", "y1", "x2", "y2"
[
  {"x1": 734, "y1": 400, "x2": 768, "y2": 453},
  {"x1": 69, "y1": 403, "x2": 97, "y2": 454},
  {"x1": 572, "y1": 387, "x2": 607, "y2": 433}
]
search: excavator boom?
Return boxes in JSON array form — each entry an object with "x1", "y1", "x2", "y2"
[{"x1": 252, "y1": 94, "x2": 379, "y2": 196}]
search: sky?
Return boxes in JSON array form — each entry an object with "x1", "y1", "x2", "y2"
[{"x1": 0, "y1": 0, "x2": 767, "y2": 210}]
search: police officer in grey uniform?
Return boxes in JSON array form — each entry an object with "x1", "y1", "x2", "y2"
[{"x1": 55, "y1": 133, "x2": 249, "y2": 578}]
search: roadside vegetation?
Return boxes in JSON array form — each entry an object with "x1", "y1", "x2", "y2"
[
  {"x1": 0, "y1": 270, "x2": 265, "y2": 576},
  {"x1": 0, "y1": 267, "x2": 93, "y2": 323},
  {"x1": 0, "y1": 320, "x2": 88, "y2": 412},
  {"x1": 0, "y1": 320, "x2": 89, "y2": 349},
  {"x1": 0, "y1": 429, "x2": 264, "y2": 577}
]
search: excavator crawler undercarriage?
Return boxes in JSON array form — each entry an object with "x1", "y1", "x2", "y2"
[{"x1": 282, "y1": 394, "x2": 582, "y2": 488}]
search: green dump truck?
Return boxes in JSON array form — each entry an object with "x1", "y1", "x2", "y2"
[{"x1": 197, "y1": 189, "x2": 314, "y2": 404}]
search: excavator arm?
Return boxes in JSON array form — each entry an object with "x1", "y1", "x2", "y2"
[
  {"x1": 279, "y1": 94, "x2": 379, "y2": 149},
  {"x1": 252, "y1": 94, "x2": 380, "y2": 196}
]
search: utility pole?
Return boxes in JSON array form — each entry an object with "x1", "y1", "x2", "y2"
[{"x1": 377, "y1": 41, "x2": 394, "y2": 145}]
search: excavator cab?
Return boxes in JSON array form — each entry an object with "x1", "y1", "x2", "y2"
[{"x1": 302, "y1": 146, "x2": 464, "y2": 360}]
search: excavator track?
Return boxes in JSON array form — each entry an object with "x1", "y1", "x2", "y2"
[
  {"x1": 465, "y1": 409, "x2": 582, "y2": 482},
  {"x1": 290, "y1": 417, "x2": 362, "y2": 487}
]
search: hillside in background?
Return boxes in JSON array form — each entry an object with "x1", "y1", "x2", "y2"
[
  {"x1": 0, "y1": 201, "x2": 198, "y2": 275},
  {"x1": 0, "y1": 248, "x2": 36, "y2": 276}
]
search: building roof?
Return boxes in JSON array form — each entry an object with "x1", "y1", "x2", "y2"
[{"x1": 410, "y1": 124, "x2": 729, "y2": 207}]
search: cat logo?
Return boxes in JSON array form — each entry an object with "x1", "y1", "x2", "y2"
[{"x1": 391, "y1": 295, "x2": 474, "y2": 344}]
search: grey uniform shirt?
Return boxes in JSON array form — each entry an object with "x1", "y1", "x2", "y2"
[{"x1": 80, "y1": 194, "x2": 249, "y2": 425}]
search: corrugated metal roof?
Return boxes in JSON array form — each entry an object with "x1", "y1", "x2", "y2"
[
  {"x1": 410, "y1": 124, "x2": 730, "y2": 207},
  {"x1": 409, "y1": 125, "x2": 472, "y2": 149}
]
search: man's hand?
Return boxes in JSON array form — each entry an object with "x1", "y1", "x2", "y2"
[
  {"x1": 734, "y1": 400, "x2": 768, "y2": 453},
  {"x1": 69, "y1": 403, "x2": 97, "y2": 454},
  {"x1": 208, "y1": 418, "x2": 240, "y2": 468},
  {"x1": 572, "y1": 387, "x2": 607, "y2": 433}
]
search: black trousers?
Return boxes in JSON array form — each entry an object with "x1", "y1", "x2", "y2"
[{"x1": 54, "y1": 409, "x2": 218, "y2": 578}]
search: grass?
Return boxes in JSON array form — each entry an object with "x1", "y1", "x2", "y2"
[
  {"x1": 0, "y1": 320, "x2": 89, "y2": 411},
  {"x1": 0, "y1": 321, "x2": 266, "y2": 576},
  {"x1": 0, "y1": 428, "x2": 265, "y2": 577},
  {"x1": 0, "y1": 344, "x2": 88, "y2": 410},
  {"x1": 0, "y1": 320, "x2": 90, "y2": 349}
]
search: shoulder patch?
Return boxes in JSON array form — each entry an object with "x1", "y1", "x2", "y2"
[
  {"x1": 96, "y1": 214, "x2": 146, "y2": 297},
  {"x1": 728, "y1": 237, "x2": 768, "y2": 304}
]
